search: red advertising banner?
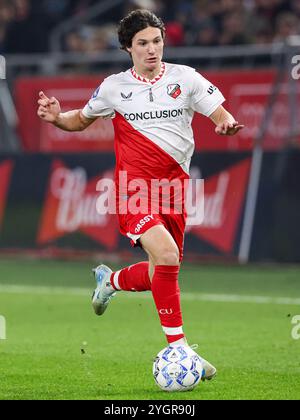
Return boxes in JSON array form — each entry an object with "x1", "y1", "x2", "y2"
[
  {"x1": 187, "y1": 158, "x2": 251, "y2": 253},
  {"x1": 0, "y1": 160, "x2": 13, "y2": 228},
  {"x1": 1, "y1": 152, "x2": 298, "y2": 262},
  {"x1": 200, "y1": 70, "x2": 300, "y2": 151},
  {"x1": 15, "y1": 77, "x2": 114, "y2": 152},
  {"x1": 35, "y1": 156, "x2": 251, "y2": 256},
  {"x1": 37, "y1": 159, "x2": 119, "y2": 250},
  {"x1": 15, "y1": 69, "x2": 298, "y2": 152}
]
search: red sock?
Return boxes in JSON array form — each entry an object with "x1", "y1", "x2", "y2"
[
  {"x1": 110, "y1": 262, "x2": 151, "y2": 292},
  {"x1": 151, "y1": 265, "x2": 185, "y2": 344}
]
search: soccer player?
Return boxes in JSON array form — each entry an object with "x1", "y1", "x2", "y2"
[{"x1": 37, "y1": 9, "x2": 244, "y2": 380}]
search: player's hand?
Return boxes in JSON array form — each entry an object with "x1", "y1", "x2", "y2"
[
  {"x1": 37, "y1": 91, "x2": 61, "y2": 123},
  {"x1": 215, "y1": 121, "x2": 244, "y2": 136}
]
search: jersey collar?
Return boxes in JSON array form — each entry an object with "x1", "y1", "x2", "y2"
[{"x1": 131, "y1": 62, "x2": 166, "y2": 85}]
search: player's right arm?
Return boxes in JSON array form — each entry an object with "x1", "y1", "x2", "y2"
[{"x1": 37, "y1": 91, "x2": 96, "y2": 131}]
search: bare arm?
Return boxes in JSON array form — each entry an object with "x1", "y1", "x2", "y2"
[
  {"x1": 53, "y1": 109, "x2": 95, "y2": 132},
  {"x1": 37, "y1": 91, "x2": 96, "y2": 131},
  {"x1": 209, "y1": 105, "x2": 244, "y2": 136}
]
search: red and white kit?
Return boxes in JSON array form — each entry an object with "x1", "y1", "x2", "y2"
[{"x1": 83, "y1": 62, "x2": 224, "y2": 259}]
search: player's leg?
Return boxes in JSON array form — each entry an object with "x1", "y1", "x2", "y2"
[
  {"x1": 91, "y1": 214, "x2": 159, "y2": 315},
  {"x1": 110, "y1": 261, "x2": 151, "y2": 291},
  {"x1": 148, "y1": 254, "x2": 155, "y2": 280},
  {"x1": 92, "y1": 261, "x2": 152, "y2": 315},
  {"x1": 91, "y1": 223, "x2": 170, "y2": 316},
  {"x1": 139, "y1": 224, "x2": 186, "y2": 345},
  {"x1": 141, "y1": 224, "x2": 217, "y2": 380}
]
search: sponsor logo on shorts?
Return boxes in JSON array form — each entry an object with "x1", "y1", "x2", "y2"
[{"x1": 134, "y1": 215, "x2": 154, "y2": 234}]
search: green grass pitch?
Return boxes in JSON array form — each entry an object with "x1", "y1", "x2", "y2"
[{"x1": 0, "y1": 258, "x2": 299, "y2": 400}]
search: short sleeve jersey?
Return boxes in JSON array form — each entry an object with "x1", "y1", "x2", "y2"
[{"x1": 82, "y1": 62, "x2": 224, "y2": 179}]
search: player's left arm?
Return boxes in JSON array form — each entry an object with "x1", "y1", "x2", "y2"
[{"x1": 209, "y1": 105, "x2": 244, "y2": 136}]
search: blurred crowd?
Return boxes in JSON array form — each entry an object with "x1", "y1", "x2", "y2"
[{"x1": 0, "y1": 0, "x2": 300, "y2": 54}]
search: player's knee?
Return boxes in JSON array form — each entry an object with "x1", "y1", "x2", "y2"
[{"x1": 154, "y1": 249, "x2": 179, "y2": 266}]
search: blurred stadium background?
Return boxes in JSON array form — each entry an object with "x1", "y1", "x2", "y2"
[
  {"x1": 0, "y1": 0, "x2": 300, "y2": 264},
  {"x1": 0, "y1": 0, "x2": 300, "y2": 400}
]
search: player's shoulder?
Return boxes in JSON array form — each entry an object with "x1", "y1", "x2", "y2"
[
  {"x1": 165, "y1": 62, "x2": 198, "y2": 77},
  {"x1": 165, "y1": 63, "x2": 206, "y2": 92},
  {"x1": 101, "y1": 70, "x2": 130, "y2": 86}
]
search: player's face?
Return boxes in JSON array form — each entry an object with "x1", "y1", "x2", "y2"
[{"x1": 128, "y1": 26, "x2": 164, "y2": 75}]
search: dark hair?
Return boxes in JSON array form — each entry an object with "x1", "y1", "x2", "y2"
[{"x1": 118, "y1": 9, "x2": 165, "y2": 51}]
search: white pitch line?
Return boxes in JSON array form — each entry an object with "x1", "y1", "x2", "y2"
[
  {"x1": 0, "y1": 284, "x2": 300, "y2": 306},
  {"x1": 0, "y1": 284, "x2": 90, "y2": 296},
  {"x1": 181, "y1": 292, "x2": 300, "y2": 306}
]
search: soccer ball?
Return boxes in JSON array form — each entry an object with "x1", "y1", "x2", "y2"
[{"x1": 153, "y1": 345, "x2": 204, "y2": 392}]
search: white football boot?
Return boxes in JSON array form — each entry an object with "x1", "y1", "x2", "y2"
[
  {"x1": 190, "y1": 344, "x2": 217, "y2": 381},
  {"x1": 92, "y1": 264, "x2": 116, "y2": 315}
]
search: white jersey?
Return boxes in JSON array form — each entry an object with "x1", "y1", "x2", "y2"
[{"x1": 82, "y1": 62, "x2": 224, "y2": 177}]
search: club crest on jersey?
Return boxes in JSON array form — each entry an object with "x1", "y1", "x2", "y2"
[
  {"x1": 167, "y1": 84, "x2": 181, "y2": 99},
  {"x1": 121, "y1": 92, "x2": 133, "y2": 101}
]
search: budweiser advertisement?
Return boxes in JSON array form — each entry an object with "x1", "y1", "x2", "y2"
[
  {"x1": 0, "y1": 160, "x2": 14, "y2": 231},
  {"x1": 1, "y1": 152, "x2": 299, "y2": 262},
  {"x1": 0, "y1": 153, "x2": 251, "y2": 259},
  {"x1": 37, "y1": 160, "x2": 119, "y2": 250},
  {"x1": 187, "y1": 158, "x2": 251, "y2": 253},
  {"x1": 15, "y1": 70, "x2": 299, "y2": 152}
]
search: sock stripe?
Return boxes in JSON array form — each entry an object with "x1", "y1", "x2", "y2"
[
  {"x1": 111, "y1": 270, "x2": 121, "y2": 290},
  {"x1": 162, "y1": 326, "x2": 183, "y2": 335},
  {"x1": 167, "y1": 333, "x2": 185, "y2": 344}
]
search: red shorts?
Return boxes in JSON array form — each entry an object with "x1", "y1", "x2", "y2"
[{"x1": 118, "y1": 211, "x2": 187, "y2": 262}]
